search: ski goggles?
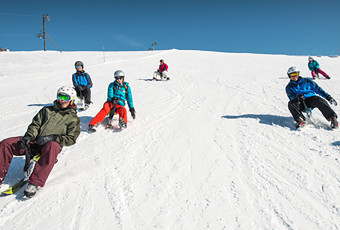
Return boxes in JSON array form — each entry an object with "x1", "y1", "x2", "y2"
[
  {"x1": 115, "y1": 76, "x2": 123, "y2": 80},
  {"x1": 289, "y1": 72, "x2": 299, "y2": 78},
  {"x1": 75, "y1": 65, "x2": 82, "y2": 68},
  {"x1": 57, "y1": 93, "x2": 71, "y2": 102}
]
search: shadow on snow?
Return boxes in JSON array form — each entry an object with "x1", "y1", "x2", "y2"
[
  {"x1": 331, "y1": 141, "x2": 340, "y2": 147},
  {"x1": 27, "y1": 103, "x2": 53, "y2": 107},
  {"x1": 222, "y1": 114, "x2": 294, "y2": 130}
]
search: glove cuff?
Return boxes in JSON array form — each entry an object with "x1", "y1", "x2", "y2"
[{"x1": 24, "y1": 133, "x2": 33, "y2": 141}]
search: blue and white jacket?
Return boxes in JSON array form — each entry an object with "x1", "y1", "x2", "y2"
[
  {"x1": 286, "y1": 76, "x2": 329, "y2": 101},
  {"x1": 107, "y1": 81, "x2": 134, "y2": 108},
  {"x1": 72, "y1": 71, "x2": 93, "y2": 88}
]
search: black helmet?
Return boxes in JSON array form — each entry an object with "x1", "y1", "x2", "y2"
[{"x1": 75, "y1": 61, "x2": 84, "y2": 69}]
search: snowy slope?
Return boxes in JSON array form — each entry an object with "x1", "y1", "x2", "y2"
[{"x1": 0, "y1": 50, "x2": 339, "y2": 230}]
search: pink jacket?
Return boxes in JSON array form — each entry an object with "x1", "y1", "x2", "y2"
[{"x1": 159, "y1": 63, "x2": 168, "y2": 72}]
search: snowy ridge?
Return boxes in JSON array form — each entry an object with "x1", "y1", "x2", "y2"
[{"x1": 0, "y1": 50, "x2": 339, "y2": 229}]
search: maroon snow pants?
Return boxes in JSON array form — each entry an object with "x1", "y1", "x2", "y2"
[{"x1": 0, "y1": 136, "x2": 61, "y2": 187}]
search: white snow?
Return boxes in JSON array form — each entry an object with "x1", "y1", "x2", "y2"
[{"x1": 0, "y1": 50, "x2": 339, "y2": 229}]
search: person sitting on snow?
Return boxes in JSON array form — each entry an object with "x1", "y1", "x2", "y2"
[
  {"x1": 286, "y1": 66, "x2": 338, "y2": 129},
  {"x1": 153, "y1": 59, "x2": 170, "y2": 81},
  {"x1": 0, "y1": 86, "x2": 80, "y2": 198},
  {"x1": 308, "y1": 56, "x2": 330, "y2": 80},
  {"x1": 88, "y1": 70, "x2": 135, "y2": 132},
  {"x1": 72, "y1": 61, "x2": 93, "y2": 109}
]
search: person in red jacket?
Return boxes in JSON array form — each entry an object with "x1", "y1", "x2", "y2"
[{"x1": 153, "y1": 59, "x2": 170, "y2": 81}]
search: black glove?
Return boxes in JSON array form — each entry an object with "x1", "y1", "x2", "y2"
[
  {"x1": 297, "y1": 94, "x2": 305, "y2": 102},
  {"x1": 36, "y1": 135, "x2": 57, "y2": 146},
  {"x1": 326, "y1": 96, "x2": 337, "y2": 106},
  {"x1": 19, "y1": 135, "x2": 32, "y2": 149},
  {"x1": 130, "y1": 108, "x2": 136, "y2": 119}
]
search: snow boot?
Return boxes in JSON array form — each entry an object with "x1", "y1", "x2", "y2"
[
  {"x1": 88, "y1": 123, "x2": 99, "y2": 133},
  {"x1": 326, "y1": 76, "x2": 331, "y2": 79},
  {"x1": 296, "y1": 117, "x2": 306, "y2": 129},
  {"x1": 330, "y1": 117, "x2": 338, "y2": 129},
  {"x1": 118, "y1": 118, "x2": 127, "y2": 129},
  {"x1": 78, "y1": 98, "x2": 85, "y2": 110},
  {"x1": 23, "y1": 183, "x2": 39, "y2": 198}
]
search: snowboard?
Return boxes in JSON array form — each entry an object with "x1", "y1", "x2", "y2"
[{"x1": 1, "y1": 154, "x2": 41, "y2": 195}]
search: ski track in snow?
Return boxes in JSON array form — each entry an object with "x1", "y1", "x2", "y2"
[{"x1": 0, "y1": 50, "x2": 340, "y2": 229}]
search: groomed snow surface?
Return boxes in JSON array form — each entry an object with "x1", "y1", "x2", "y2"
[{"x1": 0, "y1": 50, "x2": 339, "y2": 230}]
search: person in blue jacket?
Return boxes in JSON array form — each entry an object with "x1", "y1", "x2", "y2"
[
  {"x1": 286, "y1": 66, "x2": 338, "y2": 129},
  {"x1": 72, "y1": 61, "x2": 93, "y2": 109},
  {"x1": 88, "y1": 70, "x2": 135, "y2": 132},
  {"x1": 308, "y1": 56, "x2": 330, "y2": 80}
]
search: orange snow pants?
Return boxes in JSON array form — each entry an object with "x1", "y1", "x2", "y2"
[{"x1": 89, "y1": 101, "x2": 127, "y2": 126}]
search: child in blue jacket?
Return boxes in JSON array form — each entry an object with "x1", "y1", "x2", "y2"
[
  {"x1": 72, "y1": 61, "x2": 93, "y2": 109},
  {"x1": 286, "y1": 66, "x2": 337, "y2": 129}
]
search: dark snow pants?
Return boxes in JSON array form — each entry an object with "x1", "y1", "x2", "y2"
[
  {"x1": 0, "y1": 136, "x2": 61, "y2": 187},
  {"x1": 288, "y1": 96, "x2": 337, "y2": 121},
  {"x1": 75, "y1": 86, "x2": 91, "y2": 105}
]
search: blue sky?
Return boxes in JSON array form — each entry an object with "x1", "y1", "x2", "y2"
[{"x1": 0, "y1": 0, "x2": 339, "y2": 55}]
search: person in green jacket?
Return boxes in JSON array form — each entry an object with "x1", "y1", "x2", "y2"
[{"x1": 0, "y1": 86, "x2": 81, "y2": 198}]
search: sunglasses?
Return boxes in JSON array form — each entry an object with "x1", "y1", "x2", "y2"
[
  {"x1": 75, "y1": 65, "x2": 82, "y2": 68},
  {"x1": 115, "y1": 76, "x2": 123, "y2": 80},
  {"x1": 57, "y1": 93, "x2": 71, "y2": 102},
  {"x1": 289, "y1": 72, "x2": 299, "y2": 78}
]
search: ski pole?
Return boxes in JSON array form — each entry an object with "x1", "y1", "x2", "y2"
[{"x1": 302, "y1": 99, "x2": 311, "y2": 118}]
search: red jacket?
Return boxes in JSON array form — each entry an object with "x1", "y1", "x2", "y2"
[{"x1": 159, "y1": 63, "x2": 168, "y2": 72}]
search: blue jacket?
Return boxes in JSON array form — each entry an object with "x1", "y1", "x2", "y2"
[
  {"x1": 107, "y1": 81, "x2": 134, "y2": 108},
  {"x1": 72, "y1": 71, "x2": 93, "y2": 88},
  {"x1": 286, "y1": 77, "x2": 329, "y2": 101},
  {"x1": 308, "y1": 60, "x2": 320, "y2": 71}
]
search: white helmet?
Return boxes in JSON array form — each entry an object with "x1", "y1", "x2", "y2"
[
  {"x1": 287, "y1": 66, "x2": 299, "y2": 78},
  {"x1": 114, "y1": 70, "x2": 125, "y2": 78},
  {"x1": 308, "y1": 56, "x2": 313, "y2": 61},
  {"x1": 57, "y1": 86, "x2": 77, "y2": 101}
]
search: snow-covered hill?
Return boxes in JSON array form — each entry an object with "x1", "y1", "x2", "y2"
[{"x1": 0, "y1": 50, "x2": 339, "y2": 229}]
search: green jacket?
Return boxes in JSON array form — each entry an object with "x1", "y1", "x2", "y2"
[{"x1": 25, "y1": 100, "x2": 81, "y2": 148}]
